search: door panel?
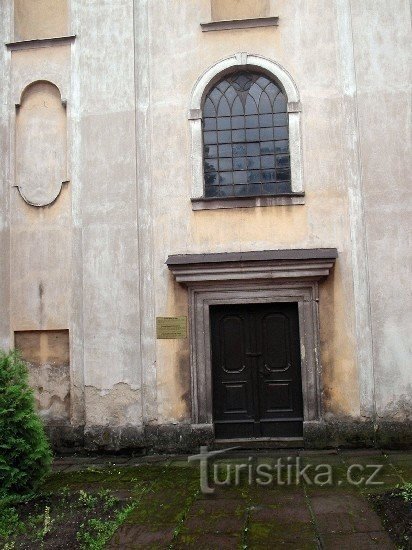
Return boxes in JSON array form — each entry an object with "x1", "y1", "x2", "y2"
[
  {"x1": 211, "y1": 303, "x2": 303, "y2": 439},
  {"x1": 211, "y1": 307, "x2": 255, "y2": 438}
]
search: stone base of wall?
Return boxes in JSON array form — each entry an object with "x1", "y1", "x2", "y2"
[
  {"x1": 304, "y1": 419, "x2": 412, "y2": 450},
  {"x1": 45, "y1": 419, "x2": 412, "y2": 454}
]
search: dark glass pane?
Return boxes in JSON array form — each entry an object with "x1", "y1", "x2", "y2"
[
  {"x1": 209, "y1": 87, "x2": 222, "y2": 105},
  {"x1": 245, "y1": 115, "x2": 259, "y2": 128},
  {"x1": 259, "y1": 92, "x2": 272, "y2": 114},
  {"x1": 218, "y1": 185, "x2": 236, "y2": 197},
  {"x1": 261, "y1": 155, "x2": 275, "y2": 169},
  {"x1": 274, "y1": 126, "x2": 288, "y2": 140},
  {"x1": 233, "y1": 157, "x2": 247, "y2": 170},
  {"x1": 276, "y1": 154, "x2": 290, "y2": 168},
  {"x1": 205, "y1": 184, "x2": 217, "y2": 197},
  {"x1": 204, "y1": 118, "x2": 216, "y2": 130},
  {"x1": 205, "y1": 172, "x2": 218, "y2": 186},
  {"x1": 256, "y1": 75, "x2": 269, "y2": 88},
  {"x1": 276, "y1": 168, "x2": 291, "y2": 181},
  {"x1": 218, "y1": 130, "x2": 231, "y2": 143},
  {"x1": 204, "y1": 144, "x2": 217, "y2": 158},
  {"x1": 260, "y1": 128, "x2": 273, "y2": 141},
  {"x1": 259, "y1": 114, "x2": 273, "y2": 127},
  {"x1": 262, "y1": 169, "x2": 276, "y2": 182},
  {"x1": 219, "y1": 158, "x2": 232, "y2": 171},
  {"x1": 247, "y1": 143, "x2": 260, "y2": 156},
  {"x1": 217, "y1": 117, "x2": 231, "y2": 130},
  {"x1": 275, "y1": 140, "x2": 289, "y2": 154},
  {"x1": 261, "y1": 182, "x2": 277, "y2": 194},
  {"x1": 277, "y1": 181, "x2": 292, "y2": 193},
  {"x1": 224, "y1": 85, "x2": 237, "y2": 105},
  {"x1": 217, "y1": 96, "x2": 231, "y2": 117},
  {"x1": 245, "y1": 94, "x2": 259, "y2": 115},
  {"x1": 204, "y1": 131, "x2": 217, "y2": 144},
  {"x1": 232, "y1": 96, "x2": 244, "y2": 116},
  {"x1": 274, "y1": 93, "x2": 287, "y2": 112},
  {"x1": 204, "y1": 98, "x2": 216, "y2": 117},
  {"x1": 247, "y1": 170, "x2": 261, "y2": 183},
  {"x1": 232, "y1": 129, "x2": 246, "y2": 142},
  {"x1": 248, "y1": 83, "x2": 262, "y2": 106},
  {"x1": 234, "y1": 184, "x2": 254, "y2": 196},
  {"x1": 246, "y1": 129, "x2": 259, "y2": 141},
  {"x1": 248, "y1": 183, "x2": 263, "y2": 196},
  {"x1": 235, "y1": 73, "x2": 253, "y2": 90},
  {"x1": 247, "y1": 157, "x2": 260, "y2": 170},
  {"x1": 232, "y1": 116, "x2": 245, "y2": 129},
  {"x1": 260, "y1": 141, "x2": 275, "y2": 154},
  {"x1": 217, "y1": 80, "x2": 230, "y2": 93},
  {"x1": 218, "y1": 144, "x2": 232, "y2": 157},
  {"x1": 233, "y1": 171, "x2": 247, "y2": 184},
  {"x1": 204, "y1": 158, "x2": 218, "y2": 172},
  {"x1": 219, "y1": 172, "x2": 233, "y2": 185},
  {"x1": 233, "y1": 144, "x2": 247, "y2": 157},
  {"x1": 273, "y1": 113, "x2": 288, "y2": 126},
  {"x1": 265, "y1": 82, "x2": 280, "y2": 102}
]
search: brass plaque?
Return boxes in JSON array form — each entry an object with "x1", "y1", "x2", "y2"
[{"x1": 156, "y1": 316, "x2": 187, "y2": 339}]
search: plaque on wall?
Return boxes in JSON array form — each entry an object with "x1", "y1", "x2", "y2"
[{"x1": 156, "y1": 317, "x2": 187, "y2": 339}]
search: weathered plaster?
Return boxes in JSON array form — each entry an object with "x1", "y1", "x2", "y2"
[
  {"x1": 211, "y1": 0, "x2": 270, "y2": 21},
  {"x1": 14, "y1": 0, "x2": 68, "y2": 41},
  {"x1": 1, "y1": 0, "x2": 410, "y2": 450}
]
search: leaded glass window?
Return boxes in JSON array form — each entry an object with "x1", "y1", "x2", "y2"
[{"x1": 203, "y1": 71, "x2": 291, "y2": 198}]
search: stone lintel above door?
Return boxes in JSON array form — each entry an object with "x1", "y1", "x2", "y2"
[{"x1": 166, "y1": 248, "x2": 338, "y2": 284}]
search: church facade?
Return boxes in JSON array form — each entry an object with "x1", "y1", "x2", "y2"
[{"x1": 0, "y1": 0, "x2": 411, "y2": 451}]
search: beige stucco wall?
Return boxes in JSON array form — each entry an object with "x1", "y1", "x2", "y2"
[
  {"x1": 150, "y1": 0, "x2": 360, "y2": 424},
  {"x1": 211, "y1": 0, "x2": 270, "y2": 20},
  {"x1": 14, "y1": 0, "x2": 68, "y2": 41},
  {"x1": 350, "y1": 0, "x2": 412, "y2": 422},
  {"x1": 0, "y1": 0, "x2": 410, "y2": 445}
]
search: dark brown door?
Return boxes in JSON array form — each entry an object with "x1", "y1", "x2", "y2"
[{"x1": 211, "y1": 303, "x2": 303, "y2": 439}]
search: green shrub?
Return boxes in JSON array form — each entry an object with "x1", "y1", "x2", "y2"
[
  {"x1": 0, "y1": 350, "x2": 52, "y2": 500},
  {"x1": 397, "y1": 482, "x2": 412, "y2": 502}
]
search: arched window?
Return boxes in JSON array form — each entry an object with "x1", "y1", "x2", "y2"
[{"x1": 203, "y1": 71, "x2": 291, "y2": 198}]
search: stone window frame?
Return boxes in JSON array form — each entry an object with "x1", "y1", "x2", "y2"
[
  {"x1": 189, "y1": 53, "x2": 304, "y2": 210},
  {"x1": 167, "y1": 249, "x2": 338, "y2": 439}
]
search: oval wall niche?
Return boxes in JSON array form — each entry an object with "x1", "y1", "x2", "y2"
[{"x1": 15, "y1": 81, "x2": 68, "y2": 207}]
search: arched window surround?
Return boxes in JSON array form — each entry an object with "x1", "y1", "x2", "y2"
[{"x1": 189, "y1": 53, "x2": 304, "y2": 209}]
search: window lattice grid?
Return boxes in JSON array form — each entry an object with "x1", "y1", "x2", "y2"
[{"x1": 202, "y1": 72, "x2": 291, "y2": 198}]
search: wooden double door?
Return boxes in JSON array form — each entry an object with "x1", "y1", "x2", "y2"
[{"x1": 211, "y1": 302, "x2": 303, "y2": 439}]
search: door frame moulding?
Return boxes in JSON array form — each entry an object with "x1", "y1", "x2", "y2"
[{"x1": 166, "y1": 249, "x2": 338, "y2": 435}]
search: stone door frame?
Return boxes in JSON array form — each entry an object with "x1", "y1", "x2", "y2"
[{"x1": 167, "y1": 249, "x2": 337, "y2": 438}]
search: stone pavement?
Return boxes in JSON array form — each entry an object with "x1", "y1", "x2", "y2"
[{"x1": 50, "y1": 449, "x2": 411, "y2": 549}]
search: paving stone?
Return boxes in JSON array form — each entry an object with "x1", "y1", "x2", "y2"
[
  {"x1": 174, "y1": 531, "x2": 242, "y2": 549},
  {"x1": 299, "y1": 449, "x2": 338, "y2": 456},
  {"x1": 182, "y1": 514, "x2": 245, "y2": 534},
  {"x1": 248, "y1": 521, "x2": 316, "y2": 546},
  {"x1": 310, "y1": 493, "x2": 359, "y2": 514},
  {"x1": 197, "y1": 486, "x2": 249, "y2": 500},
  {"x1": 321, "y1": 531, "x2": 394, "y2": 549},
  {"x1": 315, "y1": 511, "x2": 355, "y2": 534},
  {"x1": 250, "y1": 502, "x2": 312, "y2": 524},
  {"x1": 107, "y1": 524, "x2": 174, "y2": 549},
  {"x1": 340, "y1": 450, "x2": 384, "y2": 457},
  {"x1": 310, "y1": 493, "x2": 387, "y2": 535},
  {"x1": 249, "y1": 486, "x2": 306, "y2": 506}
]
